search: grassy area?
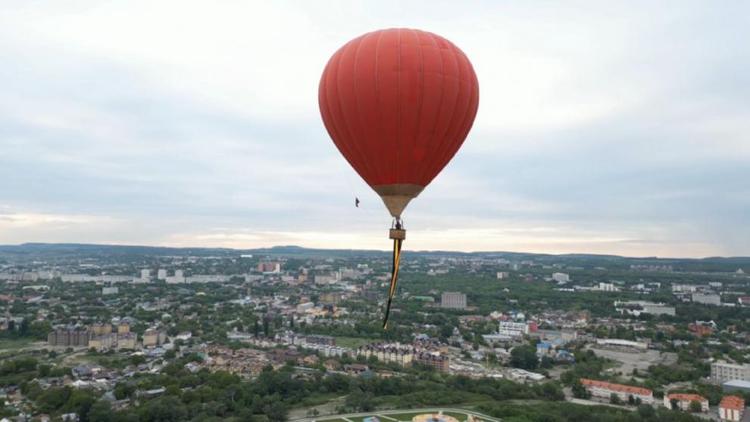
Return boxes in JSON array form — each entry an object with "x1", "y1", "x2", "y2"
[
  {"x1": 296, "y1": 392, "x2": 343, "y2": 407},
  {"x1": 335, "y1": 336, "x2": 378, "y2": 349},
  {"x1": 383, "y1": 412, "x2": 442, "y2": 421},
  {"x1": 0, "y1": 337, "x2": 37, "y2": 351},
  {"x1": 442, "y1": 411, "x2": 471, "y2": 421},
  {"x1": 67, "y1": 353, "x2": 129, "y2": 369}
]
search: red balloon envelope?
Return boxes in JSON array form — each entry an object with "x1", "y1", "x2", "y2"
[
  {"x1": 319, "y1": 28, "x2": 479, "y2": 328},
  {"x1": 319, "y1": 28, "x2": 479, "y2": 219}
]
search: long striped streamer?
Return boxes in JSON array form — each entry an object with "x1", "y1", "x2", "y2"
[{"x1": 382, "y1": 238, "x2": 403, "y2": 329}]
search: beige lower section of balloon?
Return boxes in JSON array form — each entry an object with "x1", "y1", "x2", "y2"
[{"x1": 372, "y1": 184, "x2": 424, "y2": 219}]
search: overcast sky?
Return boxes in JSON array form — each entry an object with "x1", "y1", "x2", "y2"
[{"x1": 1, "y1": 1, "x2": 748, "y2": 257}]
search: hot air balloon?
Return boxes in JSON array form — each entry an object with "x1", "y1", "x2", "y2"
[{"x1": 319, "y1": 28, "x2": 479, "y2": 328}]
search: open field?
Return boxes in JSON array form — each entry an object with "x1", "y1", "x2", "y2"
[
  {"x1": 588, "y1": 345, "x2": 677, "y2": 376},
  {"x1": 0, "y1": 338, "x2": 42, "y2": 355},
  {"x1": 334, "y1": 336, "x2": 378, "y2": 349}
]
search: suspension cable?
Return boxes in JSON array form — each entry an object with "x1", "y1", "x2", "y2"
[{"x1": 383, "y1": 220, "x2": 405, "y2": 329}]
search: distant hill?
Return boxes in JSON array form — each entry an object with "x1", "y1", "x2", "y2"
[{"x1": 0, "y1": 242, "x2": 748, "y2": 272}]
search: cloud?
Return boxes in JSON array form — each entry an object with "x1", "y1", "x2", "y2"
[{"x1": 0, "y1": 1, "x2": 748, "y2": 257}]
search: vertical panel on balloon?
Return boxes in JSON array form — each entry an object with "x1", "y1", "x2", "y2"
[
  {"x1": 412, "y1": 31, "x2": 445, "y2": 185},
  {"x1": 352, "y1": 31, "x2": 383, "y2": 185},
  {"x1": 375, "y1": 30, "x2": 401, "y2": 186},
  {"x1": 396, "y1": 29, "x2": 422, "y2": 185}
]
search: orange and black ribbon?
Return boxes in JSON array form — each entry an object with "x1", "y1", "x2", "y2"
[{"x1": 382, "y1": 237, "x2": 403, "y2": 329}]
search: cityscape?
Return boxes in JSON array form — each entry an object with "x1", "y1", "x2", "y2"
[
  {"x1": 1, "y1": 244, "x2": 750, "y2": 421},
  {"x1": 2, "y1": 1, "x2": 750, "y2": 422}
]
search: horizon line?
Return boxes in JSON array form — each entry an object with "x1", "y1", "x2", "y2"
[{"x1": 1, "y1": 241, "x2": 749, "y2": 261}]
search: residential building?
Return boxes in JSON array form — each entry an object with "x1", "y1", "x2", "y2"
[
  {"x1": 664, "y1": 393, "x2": 709, "y2": 412},
  {"x1": 47, "y1": 329, "x2": 90, "y2": 347},
  {"x1": 672, "y1": 284, "x2": 699, "y2": 293},
  {"x1": 441, "y1": 292, "x2": 467, "y2": 309},
  {"x1": 498, "y1": 321, "x2": 531, "y2": 338},
  {"x1": 88, "y1": 334, "x2": 115, "y2": 351},
  {"x1": 157, "y1": 269, "x2": 167, "y2": 280},
  {"x1": 414, "y1": 352, "x2": 450, "y2": 372},
  {"x1": 102, "y1": 286, "x2": 118, "y2": 295},
  {"x1": 257, "y1": 262, "x2": 281, "y2": 273},
  {"x1": 552, "y1": 273, "x2": 570, "y2": 283},
  {"x1": 580, "y1": 379, "x2": 654, "y2": 404},
  {"x1": 143, "y1": 328, "x2": 167, "y2": 348},
  {"x1": 117, "y1": 332, "x2": 137, "y2": 350},
  {"x1": 356, "y1": 343, "x2": 449, "y2": 372},
  {"x1": 689, "y1": 322, "x2": 714, "y2": 337},
  {"x1": 90, "y1": 323, "x2": 112, "y2": 336},
  {"x1": 314, "y1": 273, "x2": 340, "y2": 285},
  {"x1": 597, "y1": 282, "x2": 619, "y2": 292},
  {"x1": 712, "y1": 361, "x2": 750, "y2": 384},
  {"x1": 302, "y1": 334, "x2": 336, "y2": 346},
  {"x1": 614, "y1": 300, "x2": 676, "y2": 316},
  {"x1": 496, "y1": 272, "x2": 509, "y2": 280},
  {"x1": 166, "y1": 270, "x2": 185, "y2": 284},
  {"x1": 692, "y1": 293, "x2": 721, "y2": 306},
  {"x1": 719, "y1": 395, "x2": 744, "y2": 421}
]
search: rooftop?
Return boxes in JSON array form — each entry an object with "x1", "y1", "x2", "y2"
[
  {"x1": 719, "y1": 395, "x2": 745, "y2": 411},
  {"x1": 581, "y1": 378, "x2": 652, "y2": 396},
  {"x1": 666, "y1": 393, "x2": 708, "y2": 403}
]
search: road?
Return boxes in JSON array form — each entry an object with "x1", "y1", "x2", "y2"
[{"x1": 290, "y1": 407, "x2": 503, "y2": 422}]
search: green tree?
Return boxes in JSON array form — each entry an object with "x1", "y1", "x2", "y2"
[
  {"x1": 87, "y1": 401, "x2": 112, "y2": 422},
  {"x1": 689, "y1": 400, "x2": 702, "y2": 412},
  {"x1": 510, "y1": 345, "x2": 539, "y2": 370},
  {"x1": 571, "y1": 380, "x2": 590, "y2": 399},
  {"x1": 610, "y1": 393, "x2": 622, "y2": 404},
  {"x1": 64, "y1": 389, "x2": 96, "y2": 422},
  {"x1": 637, "y1": 404, "x2": 656, "y2": 418},
  {"x1": 138, "y1": 396, "x2": 187, "y2": 422}
]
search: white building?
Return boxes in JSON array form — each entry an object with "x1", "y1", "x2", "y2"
[
  {"x1": 712, "y1": 361, "x2": 750, "y2": 384},
  {"x1": 60, "y1": 274, "x2": 132, "y2": 283},
  {"x1": 597, "y1": 282, "x2": 619, "y2": 292},
  {"x1": 184, "y1": 275, "x2": 230, "y2": 283},
  {"x1": 719, "y1": 396, "x2": 744, "y2": 421},
  {"x1": 552, "y1": 273, "x2": 570, "y2": 284},
  {"x1": 692, "y1": 293, "x2": 721, "y2": 306},
  {"x1": 496, "y1": 272, "x2": 509, "y2": 280},
  {"x1": 166, "y1": 270, "x2": 185, "y2": 284},
  {"x1": 314, "y1": 274, "x2": 339, "y2": 285},
  {"x1": 672, "y1": 284, "x2": 698, "y2": 293},
  {"x1": 614, "y1": 300, "x2": 676, "y2": 316},
  {"x1": 157, "y1": 269, "x2": 167, "y2": 280},
  {"x1": 498, "y1": 321, "x2": 530, "y2": 338},
  {"x1": 102, "y1": 286, "x2": 119, "y2": 295},
  {"x1": 441, "y1": 292, "x2": 467, "y2": 309},
  {"x1": 581, "y1": 379, "x2": 654, "y2": 404},
  {"x1": 665, "y1": 393, "x2": 709, "y2": 412}
]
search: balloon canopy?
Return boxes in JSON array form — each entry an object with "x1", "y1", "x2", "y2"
[{"x1": 319, "y1": 28, "x2": 479, "y2": 218}]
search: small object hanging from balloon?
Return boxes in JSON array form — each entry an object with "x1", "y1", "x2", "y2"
[{"x1": 319, "y1": 28, "x2": 479, "y2": 329}]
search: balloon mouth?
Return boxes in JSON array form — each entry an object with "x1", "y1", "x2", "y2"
[{"x1": 372, "y1": 184, "x2": 424, "y2": 219}]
